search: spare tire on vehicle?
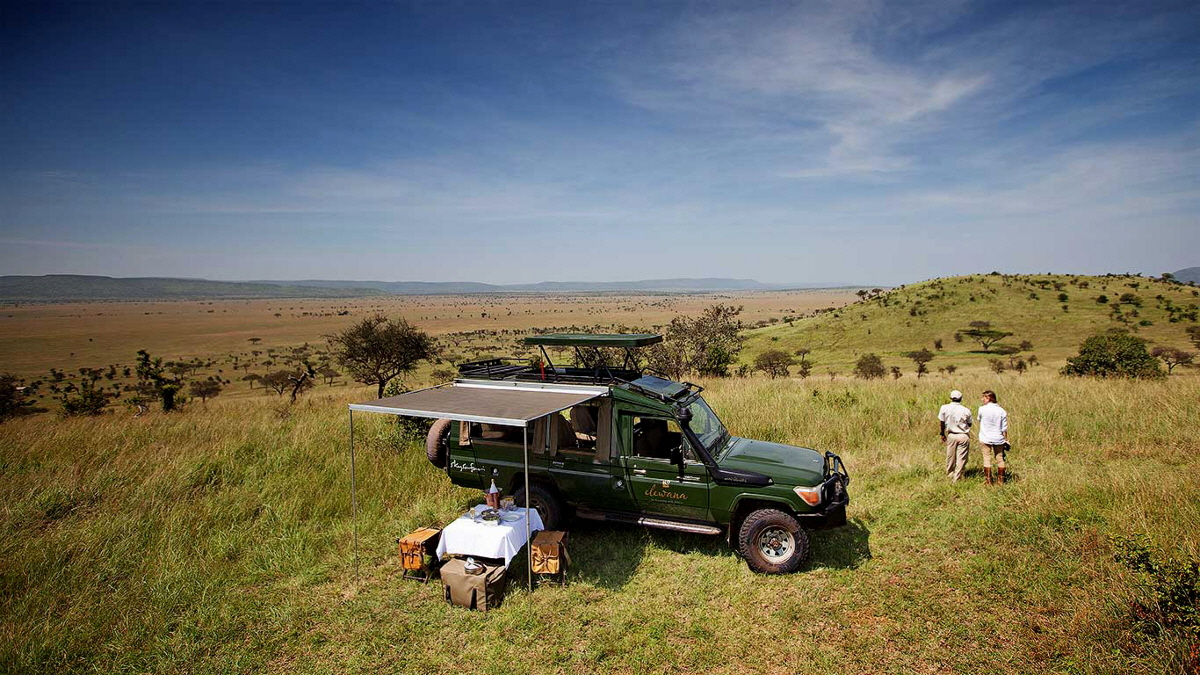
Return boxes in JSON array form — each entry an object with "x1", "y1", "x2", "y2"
[{"x1": 426, "y1": 418, "x2": 452, "y2": 468}]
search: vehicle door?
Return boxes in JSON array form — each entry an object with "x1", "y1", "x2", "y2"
[
  {"x1": 618, "y1": 411, "x2": 711, "y2": 520},
  {"x1": 547, "y1": 400, "x2": 636, "y2": 512},
  {"x1": 462, "y1": 421, "x2": 549, "y2": 490}
]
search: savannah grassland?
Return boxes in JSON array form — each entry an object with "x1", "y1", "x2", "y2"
[
  {"x1": 2, "y1": 277, "x2": 1199, "y2": 674},
  {"x1": 0, "y1": 289, "x2": 856, "y2": 382}
]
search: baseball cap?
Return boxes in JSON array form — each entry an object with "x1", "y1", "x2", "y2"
[{"x1": 950, "y1": 390, "x2": 962, "y2": 401}]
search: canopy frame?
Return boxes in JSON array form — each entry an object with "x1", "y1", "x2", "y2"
[{"x1": 346, "y1": 380, "x2": 606, "y2": 590}]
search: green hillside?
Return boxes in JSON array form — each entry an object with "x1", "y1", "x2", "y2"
[{"x1": 744, "y1": 273, "x2": 1200, "y2": 375}]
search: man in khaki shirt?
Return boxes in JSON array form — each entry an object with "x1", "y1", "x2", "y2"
[{"x1": 938, "y1": 390, "x2": 972, "y2": 482}]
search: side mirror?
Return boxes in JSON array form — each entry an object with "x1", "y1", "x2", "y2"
[{"x1": 669, "y1": 446, "x2": 684, "y2": 471}]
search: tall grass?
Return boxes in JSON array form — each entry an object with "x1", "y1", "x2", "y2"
[{"x1": 1, "y1": 373, "x2": 1197, "y2": 673}]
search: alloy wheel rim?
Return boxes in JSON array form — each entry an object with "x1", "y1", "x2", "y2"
[{"x1": 758, "y1": 526, "x2": 793, "y2": 563}]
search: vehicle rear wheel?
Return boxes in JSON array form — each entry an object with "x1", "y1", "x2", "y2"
[
  {"x1": 737, "y1": 508, "x2": 809, "y2": 574},
  {"x1": 425, "y1": 418, "x2": 452, "y2": 468},
  {"x1": 513, "y1": 483, "x2": 564, "y2": 530}
]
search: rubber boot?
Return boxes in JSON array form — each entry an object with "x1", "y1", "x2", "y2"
[
  {"x1": 984, "y1": 467, "x2": 994, "y2": 486},
  {"x1": 997, "y1": 467, "x2": 1006, "y2": 485}
]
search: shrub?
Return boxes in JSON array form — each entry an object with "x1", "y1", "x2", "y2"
[
  {"x1": 645, "y1": 304, "x2": 745, "y2": 379},
  {"x1": 753, "y1": 350, "x2": 794, "y2": 378},
  {"x1": 1061, "y1": 331, "x2": 1164, "y2": 379},
  {"x1": 853, "y1": 354, "x2": 886, "y2": 380},
  {"x1": 1111, "y1": 535, "x2": 1199, "y2": 638},
  {"x1": 0, "y1": 373, "x2": 38, "y2": 422}
]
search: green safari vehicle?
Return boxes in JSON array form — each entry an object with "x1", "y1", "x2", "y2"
[{"x1": 421, "y1": 333, "x2": 850, "y2": 574}]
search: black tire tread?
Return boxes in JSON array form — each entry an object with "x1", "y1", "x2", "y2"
[
  {"x1": 513, "y1": 483, "x2": 563, "y2": 530},
  {"x1": 737, "y1": 508, "x2": 809, "y2": 574}
]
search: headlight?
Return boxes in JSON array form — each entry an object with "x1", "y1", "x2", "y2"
[{"x1": 792, "y1": 485, "x2": 823, "y2": 506}]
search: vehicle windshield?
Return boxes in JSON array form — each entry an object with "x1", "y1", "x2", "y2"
[{"x1": 685, "y1": 397, "x2": 729, "y2": 454}]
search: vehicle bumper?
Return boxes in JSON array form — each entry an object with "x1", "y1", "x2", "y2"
[
  {"x1": 797, "y1": 495, "x2": 848, "y2": 530},
  {"x1": 798, "y1": 451, "x2": 850, "y2": 529}
]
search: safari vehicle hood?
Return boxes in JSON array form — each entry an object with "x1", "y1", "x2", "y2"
[{"x1": 716, "y1": 437, "x2": 826, "y2": 487}]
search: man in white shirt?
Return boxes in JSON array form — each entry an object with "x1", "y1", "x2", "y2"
[
  {"x1": 976, "y1": 390, "x2": 1009, "y2": 485},
  {"x1": 937, "y1": 390, "x2": 972, "y2": 482}
]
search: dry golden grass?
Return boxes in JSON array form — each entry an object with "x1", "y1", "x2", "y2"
[{"x1": 2, "y1": 371, "x2": 1197, "y2": 674}]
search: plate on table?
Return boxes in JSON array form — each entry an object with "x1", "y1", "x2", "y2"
[{"x1": 501, "y1": 513, "x2": 521, "y2": 523}]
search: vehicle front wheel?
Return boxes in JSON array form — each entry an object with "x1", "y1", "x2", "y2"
[
  {"x1": 513, "y1": 483, "x2": 564, "y2": 530},
  {"x1": 738, "y1": 508, "x2": 809, "y2": 574}
]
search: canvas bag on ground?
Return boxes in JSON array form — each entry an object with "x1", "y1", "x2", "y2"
[{"x1": 441, "y1": 558, "x2": 508, "y2": 611}]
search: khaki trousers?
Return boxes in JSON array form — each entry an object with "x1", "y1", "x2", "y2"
[
  {"x1": 944, "y1": 433, "x2": 970, "y2": 482},
  {"x1": 981, "y1": 443, "x2": 1007, "y2": 469}
]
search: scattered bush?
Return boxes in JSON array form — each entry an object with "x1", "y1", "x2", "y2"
[
  {"x1": 328, "y1": 315, "x2": 436, "y2": 397},
  {"x1": 1150, "y1": 346, "x2": 1195, "y2": 374},
  {"x1": 1111, "y1": 535, "x2": 1199, "y2": 639},
  {"x1": 188, "y1": 378, "x2": 223, "y2": 403},
  {"x1": 853, "y1": 354, "x2": 886, "y2": 380},
  {"x1": 0, "y1": 373, "x2": 39, "y2": 422},
  {"x1": 645, "y1": 304, "x2": 746, "y2": 379},
  {"x1": 753, "y1": 350, "x2": 794, "y2": 378},
  {"x1": 1061, "y1": 331, "x2": 1164, "y2": 379}
]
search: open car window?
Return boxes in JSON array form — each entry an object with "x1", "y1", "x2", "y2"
[{"x1": 625, "y1": 414, "x2": 697, "y2": 462}]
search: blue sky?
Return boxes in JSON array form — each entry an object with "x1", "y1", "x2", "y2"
[{"x1": 2, "y1": 0, "x2": 1198, "y2": 285}]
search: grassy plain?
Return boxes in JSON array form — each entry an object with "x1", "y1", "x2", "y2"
[
  {"x1": 2, "y1": 371, "x2": 1198, "y2": 674},
  {"x1": 0, "y1": 289, "x2": 855, "y2": 381}
]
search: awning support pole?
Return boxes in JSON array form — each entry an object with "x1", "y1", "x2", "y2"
[
  {"x1": 524, "y1": 426, "x2": 532, "y2": 590},
  {"x1": 349, "y1": 408, "x2": 360, "y2": 588}
]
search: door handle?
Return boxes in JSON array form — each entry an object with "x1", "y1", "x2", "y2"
[{"x1": 632, "y1": 469, "x2": 646, "y2": 475}]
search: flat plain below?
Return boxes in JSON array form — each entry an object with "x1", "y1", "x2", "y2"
[{"x1": 0, "y1": 289, "x2": 856, "y2": 380}]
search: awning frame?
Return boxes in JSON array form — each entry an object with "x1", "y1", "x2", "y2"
[{"x1": 347, "y1": 378, "x2": 609, "y2": 592}]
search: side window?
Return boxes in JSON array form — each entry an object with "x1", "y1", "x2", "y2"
[
  {"x1": 469, "y1": 423, "x2": 523, "y2": 444},
  {"x1": 625, "y1": 414, "x2": 687, "y2": 461}
]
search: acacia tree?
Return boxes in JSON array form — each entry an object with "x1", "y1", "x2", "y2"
[
  {"x1": 645, "y1": 304, "x2": 746, "y2": 379},
  {"x1": 754, "y1": 350, "x2": 794, "y2": 378},
  {"x1": 188, "y1": 378, "x2": 223, "y2": 404},
  {"x1": 1187, "y1": 325, "x2": 1200, "y2": 350},
  {"x1": 959, "y1": 321, "x2": 1013, "y2": 352},
  {"x1": 853, "y1": 354, "x2": 886, "y2": 379},
  {"x1": 1150, "y1": 346, "x2": 1195, "y2": 374},
  {"x1": 135, "y1": 350, "x2": 183, "y2": 412},
  {"x1": 904, "y1": 349, "x2": 934, "y2": 378},
  {"x1": 328, "y1": 316, "x2": 436, "y2": 397}
]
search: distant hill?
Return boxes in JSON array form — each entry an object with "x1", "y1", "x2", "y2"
[
  {"x1": 258, "y1": 277, "x2": 798, "y2": 294},
  {"x1": 744, "y1": 273, "x2": 1200, "y2": 373},
  {"x1": 0, "y1": 275, "x2": 384, "y2": 302},
  {"x1": 1173, "y1": 267, "x2": 1200, "y2": 284},
  {"x1": 0, "y1": 275, "x2": 852, "y2": 301}
]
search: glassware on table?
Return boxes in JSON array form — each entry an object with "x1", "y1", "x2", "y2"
[{"x1": 500, "y1": 496, "x2": 515, "y2": 512}]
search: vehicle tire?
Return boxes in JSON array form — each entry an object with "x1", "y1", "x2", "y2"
[
  {"x1": 737, "y1": 508, "x2": 809, "y2": 574},
  {"x1": 513, "y1": 483, "x2": 564, "y2": 530},
  {"x1": 425, "y1": 418, "x2": 452, "y2": 468}
]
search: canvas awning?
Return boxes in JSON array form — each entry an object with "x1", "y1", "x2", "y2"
[{"x1": 348, "y1": 381, "x2": 607, "y2": 427}]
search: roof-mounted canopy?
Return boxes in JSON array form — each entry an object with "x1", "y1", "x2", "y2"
[
  {"x1": 523, "y1": 333, "x2": 663, "y2": 348},
  {"x1": 348, "y1": 381, "x2": 606, "y2": 427}
]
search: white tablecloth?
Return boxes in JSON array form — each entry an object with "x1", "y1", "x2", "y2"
[{"x1": 435, "y1": 505, "x2": 545, "y2": 567}]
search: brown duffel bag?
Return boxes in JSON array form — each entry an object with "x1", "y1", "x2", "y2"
[{"x1": 441, "y1": 559, "x2": 507, "y2": 611}]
